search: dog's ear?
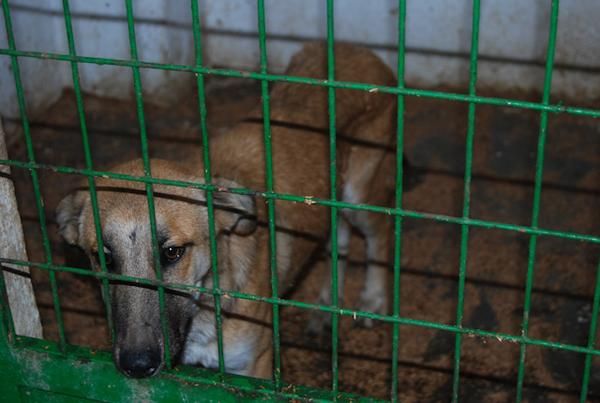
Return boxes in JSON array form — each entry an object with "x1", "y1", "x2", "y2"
[
  {"x1": 56, "y1": 191, "x2": 89, "y2": 246},
  {"x1": 212, "y1": 178, "x2": 257, "y2": 236}
]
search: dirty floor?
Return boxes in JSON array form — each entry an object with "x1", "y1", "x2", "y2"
[{"x1": 4, "y1": 77, "x2": 600, "y2": 402}]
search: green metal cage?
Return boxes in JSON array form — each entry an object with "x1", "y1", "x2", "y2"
[{"x1": 0, "y1": 0, "x2": 599, "y2": 401}]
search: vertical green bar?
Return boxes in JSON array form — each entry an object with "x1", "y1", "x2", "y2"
[
  {"x1": 515, "y1": 1, "x2": 559, "y2": 401},
  {"x1": 451, "y1": 1, "x2": 481, "y2": 401},
  {"x1": 579, "y1": 260, "x2": 600, "y2": 402},
  {"x1": 61, "y1": 0, "x2": 115, "y2": 344},
  {"x1": 124, "y1": 0, "x2": 171, "y2": 369},
  {"x1": 1, "y1": 0, "x2": 66, "y2": 348},
  {"x1": 391, "y1": 0, "x2": 407, "y2": 401},
  {"x1": 325, "y1": 0, "x2": 340, "y2": 397},
  {"x1": 0, "y1": 267, "x2": 19, "y2": 399},
  {"x1": 256, "y1": 0, "x2": 282, "y2": 388},
  {"x1": 189, "y1": 0, "x2": 226, "y2": 374}
]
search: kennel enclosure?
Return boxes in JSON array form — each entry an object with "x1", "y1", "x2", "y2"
[{"x1": 1, "y1": 0, "x2": 600, "y2": 401}]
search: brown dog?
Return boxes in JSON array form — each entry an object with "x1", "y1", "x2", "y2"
[{"x1": 56, "y1": 43, "x2": 410, "y2": 379}]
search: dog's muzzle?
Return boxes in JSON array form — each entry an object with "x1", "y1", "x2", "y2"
[{"x1": 118, "y1": 348, "x2": 162, "y2": 378}]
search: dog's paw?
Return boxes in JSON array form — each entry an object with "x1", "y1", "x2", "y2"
[{"x1": 355, "y1": 292, "x2": 387, "y2": 328}]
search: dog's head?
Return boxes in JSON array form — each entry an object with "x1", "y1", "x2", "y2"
[{"x1": 56, "y1": 159, "x2": 257, "y2": 378}]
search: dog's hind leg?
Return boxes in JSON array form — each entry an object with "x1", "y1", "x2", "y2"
[
  {"x1": 340, "y1": 152, "x2": 394, "y2": 328},
  {"x1": 306, "y1": 217, "x2": 351, "y2": 338},
  {"x1": 348, "y1": 207, "x2": 392, "y2": 327}
]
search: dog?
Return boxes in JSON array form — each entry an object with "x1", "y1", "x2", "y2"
[{"x1": 56, "y1": 43, "x2": 414, "y2": 379}]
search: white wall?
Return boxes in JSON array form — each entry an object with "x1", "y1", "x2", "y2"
[
  {"x1": 203, "y1": 0, "x2": 600, "y2": 99},
  {"x1": 1, "y1": 0, "x2": 195, "y2": 118},
  {"x1": 1, "y1": 0, "x2": 599, "y2": 118}
]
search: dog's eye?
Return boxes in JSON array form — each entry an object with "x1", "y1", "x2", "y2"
[
  {"x1": 92, "y1": 248, "x2": 114, "y2": 271},
  {"x1": 161, "y1": 246, "x2": 186, "y2": 266}
]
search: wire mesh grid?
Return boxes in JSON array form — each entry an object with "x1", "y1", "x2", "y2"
[{"x1": 0, "y1": 0, "x2": 599, "y2": 402}]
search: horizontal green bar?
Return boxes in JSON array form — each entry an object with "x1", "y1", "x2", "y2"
[
  {"x1": 3, "y1": 337, "x2": 371, "y2": 402},
  {"x1": 1, "y1": 48, "x2": 599, "y2": 119},
  {"x1": 0, "y1": 158, "x2": 598, "y2": 244},
  {"x1": 2, "y1": 257, "x2": 600, "y2": 358}
]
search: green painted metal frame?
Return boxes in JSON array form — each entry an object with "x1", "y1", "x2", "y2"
[{"x1": 1, "y1": 0, "x2": 599, "y2": 401}]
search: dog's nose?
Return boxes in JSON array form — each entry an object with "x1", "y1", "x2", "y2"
[{"x1": 118, "y1": 348, "x2": 161, "y2": 378}]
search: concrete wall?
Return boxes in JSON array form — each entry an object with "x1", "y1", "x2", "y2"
[{"x1": 1, "y1": 0, "x2": 599, "y2": 118}]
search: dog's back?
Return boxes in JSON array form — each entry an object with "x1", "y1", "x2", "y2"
[
  {"x1": 208, "y1": 43, "x2": 398, "y2": 288},
  {"x1": 268, "y1": 42, "x2": 396, "y2": 133}
]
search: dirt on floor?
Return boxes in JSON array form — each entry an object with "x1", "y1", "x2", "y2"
[{"x1": 3, "y1": 77, "x2": 600, "y2": 402}]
